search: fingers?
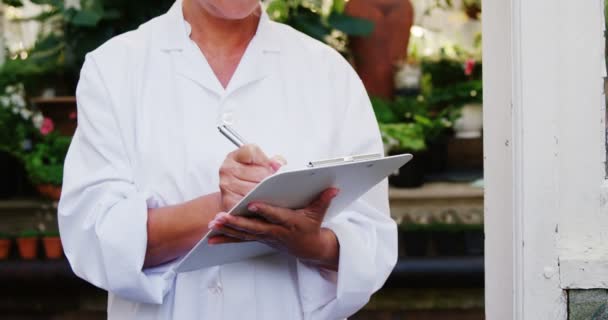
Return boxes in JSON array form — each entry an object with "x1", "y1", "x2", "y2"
[
  {"x1": 248, "y1": 202, "x2": 292, "y2": 227},
  {"x1": 230, "y1": 144, "x2": 286, "y2": 172},
  {"x1": 211, "y1": 212, "x2": 282, "y2": 238},
  {"x1": 306, "y1": 188, "x2": 340, "y2": 215},
  {"x1": 232, "y1": 144, "x2": 272, "y2": 167}
]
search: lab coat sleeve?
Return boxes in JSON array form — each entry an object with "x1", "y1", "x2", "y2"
[
  {"x1": 58, "y1": 56, "x2": 175, "y2": 304},
  {"x1": 295, "y1": 67, "x2": 398, "y2": 319}
]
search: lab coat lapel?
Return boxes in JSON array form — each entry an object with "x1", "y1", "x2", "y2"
[
  {"x1": 225, "y1": 11, "x2": 280, "y2": 95},
  {"x1": 157, "y1": 1, "x2": 281, "y2": 96},
  {"x1": 158, "y1": 0, "x2": 224, "y2": 95},
  {"x1": 173, "y1": 48, "x2": 225, "y2": 95}
]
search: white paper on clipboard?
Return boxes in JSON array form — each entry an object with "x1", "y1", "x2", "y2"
[{"x1": 174, "y1": 153, "x2": 413, "y2": 273}]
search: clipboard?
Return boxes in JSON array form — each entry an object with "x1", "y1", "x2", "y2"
[{"x1": 174, "y1": 153, "x2": 412, "y2": 273}]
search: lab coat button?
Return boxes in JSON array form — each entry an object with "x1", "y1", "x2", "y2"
[
  {"x1": 222, "y1": 112, "x2": 234, "y2": 125},
  {"x1": 208, "y1": 284, "x2": 222, "y2": 294}
]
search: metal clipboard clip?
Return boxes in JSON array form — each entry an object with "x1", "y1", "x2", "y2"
[{"x1": 307, "y1": 153, "x2": 383, "y2": 168}]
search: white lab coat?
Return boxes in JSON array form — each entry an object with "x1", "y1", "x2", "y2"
[{"x1": 58, "y1": 1, "x2": 397, "y2": 319}]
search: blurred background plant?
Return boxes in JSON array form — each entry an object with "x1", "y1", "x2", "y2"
[
  {"x1": 265, "y1": 0, "x2": 373, "y2": 54},
  {"x1": 23, "y1": 131, "x2": 70, "y2": 187},
  {"x1": 0, "y1": 83, "x2": 42, "y2": 158},
  {"x1": 372, "y1": 95, "x2": 459, "y2": 155}
]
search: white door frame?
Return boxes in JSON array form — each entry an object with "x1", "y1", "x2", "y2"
[{"x1": 483, "y1": 0, "x2": 605, "y2": 318}]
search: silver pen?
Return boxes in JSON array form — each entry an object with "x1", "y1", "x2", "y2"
[{"x1": 218, "y1": 124, "x2": 248, "y2": 148}]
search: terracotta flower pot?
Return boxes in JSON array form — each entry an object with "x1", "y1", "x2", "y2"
[
  {"x1": 0, "y1": 239, "x2": 11, "y2": 260},
  {"x1": 42, "y1": 236, "x2": 63, "y2": 259},
  {"x1": 17, "y1": 237, "x2": 38, "y2": 260},
  {"x1": 36, "y1": 184, "x2": 62, "y2": 201}
]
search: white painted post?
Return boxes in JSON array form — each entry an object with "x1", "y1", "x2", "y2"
[
  {"x1": 482, "y1": 0, "x2": 515, "y2": 317},
  {"x1": 481, "y1": 0, "x2": 603, "y2": 318}
]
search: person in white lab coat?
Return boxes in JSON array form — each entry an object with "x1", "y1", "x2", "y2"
[{"x1": 58, "y1": 0, "x2": 398, "y2": 319}]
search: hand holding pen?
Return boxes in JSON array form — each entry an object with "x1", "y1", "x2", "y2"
[{"x1": 216, "y1": 125, "x2": 286, "y2": 211}]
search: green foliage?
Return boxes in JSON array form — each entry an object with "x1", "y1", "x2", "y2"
[
  {"x1": 421, "y1": 55, "x2": 483, "y2": 108},
  {"x1": 42, "y1": 230, "x2": 60, "y2": 237},
  {"x1": 23, "y1": 132, "x2": 71, "y2": 186},
  {"x1": 1, "y1": 0, "x2": 174, "y2": 94},
  {"x1": 421, "y1": 57, "x2": 481, "y2": 87},
  {"x1": 266, "y1": 0, "x2": 373, "y2": 44},
  {"x1": 0, "y1": 85, "x2": 40, "y2": 159},
  {"x1": 0, "y1": 231, "x2": 11, "y2": 239},
  {"x1": 18, "y1": 229, "x2": 39, "y2": 238},
  {"x1": 372, "y1": 96, "x2": 459, "y2": 153},
  {"x1": 425, "y1": 79, "x2": 482, "y2": 106},
  {"x1": 379, "y1": 123, "x2": 426, "y2": 152}
]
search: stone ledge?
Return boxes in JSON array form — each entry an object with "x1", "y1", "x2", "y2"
[{"x1": 390, "y1": 183, "x2": 484, "y2": 225}]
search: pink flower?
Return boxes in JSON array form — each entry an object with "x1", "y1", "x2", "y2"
[
  {"x1": 464, "y1": 59, "x2": 476, "y2": 76},
  {"x1": 69, "y1": 111, "x2": 77, "y2": 120},
  {"x1": 40, "y1": 117, "x2": 55, "y2": 136}
]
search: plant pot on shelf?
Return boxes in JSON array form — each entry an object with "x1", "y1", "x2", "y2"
[
  {"x1": 453, "y1": 103, "x2": 483, "y2": 139},
  {"x1": 425, "y1": 137, "x2": 449, "y2": 175},
  {"x1": 432, "y1": 226, "x2": 466, "y2": 256},
  {"x1": 42, "y1": 235, "x2": 63, "y2": 259},
  {"x1": 388, "y1": 150, "x2": 428, "y2": 188},
  {"x1": 17, "y1": 232, "x2": 39, "y2": 260},
  {"x1": 464, "y1": 228, "x2": 484, "y2": 256},
  {"x1": 401, "y1": 229, "x2": 430, "y2": 257},
  {"x1": 36, "y1": 184, "x2": 62, "y2": 201},
  {"x1": 0, "y1": 151, "x2": 35, "y2": 199},
  {"x1": 0, "y1": 237, "x2": 11, "y2": 260}
]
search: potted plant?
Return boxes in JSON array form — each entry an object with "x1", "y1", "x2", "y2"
[
  {"x1": 372, "y1": 96, "x2": 458, "y2": 187},
  {"x1": 422, "y1": 55, "x2": 483, "y2": 140},
  {"x1": 0, "y1": 84, "x2": 40, "y2": 198},
  {"x1": 42, "y1": 230, "x2": 63, "y2": 259},
  {"x1": 380, "y1": 122, "x2": 428, "y2": 188},
  {"x1": 16, "y1": 230, "x2": 39, "y2": 260},
  {"x1": 23, "y1": 131, "x2": 71, "y2": 201},
  {"x1": 0, "y1": 232, "x2": 11, "y2": 260}
]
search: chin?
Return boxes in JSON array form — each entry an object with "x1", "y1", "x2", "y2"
[{"x1": 202, "y1": 0, "x2": 260, "y2": 20}]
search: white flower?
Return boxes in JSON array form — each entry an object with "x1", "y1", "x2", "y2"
[
  {"x1": 20, "y1": 109, "x2": 32, "y2": 120},
  {"x1": 65, "y1": 0, "x2": 81, "y2": 10},
  {"x1": 10, "y1": 93, "x2": 26, "y2": 109},
  {"x1": 32, "y1": 113, "x2": 44, "y2": 129},
  {"x1": 0, "y1": 96, "x2": 10, "y2": 107}
]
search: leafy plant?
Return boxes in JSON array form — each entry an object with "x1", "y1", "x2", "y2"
[
  {"x1": 371, "y1": 96, "x2": 458, "y2": 153},
  {"x1": 420, "y1": 53, "x2": 483, "y2": 109},
  {"x1": 266, "y1": 0, "x2": 373, "y2": 52},
  {"x1": 0, "y1": 84, "x2": 42, "y2": 158},
  {"x1": 1, "y1": 0, "x2": 174, "y2": 94},
  {"x1": 23, "y1": 132, "x2": 71, "y2": 186}
]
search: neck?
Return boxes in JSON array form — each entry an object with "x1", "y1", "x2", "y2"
[{"x1": 183, "y1": 0, "x2": 260, "y2": 57}]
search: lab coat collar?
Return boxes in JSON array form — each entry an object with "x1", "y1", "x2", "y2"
[
  {"x1": 161, "y1": 0, "x2": 280, "y2": 95},
  {"x1": 161, "y1": 0, "x2": 280, "y2": 53}
]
